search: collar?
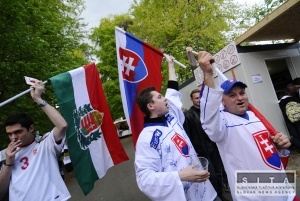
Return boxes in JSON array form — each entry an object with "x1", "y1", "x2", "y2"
[
  {"x1": 223, "y1": 109, "x2": 249, "y2": 120},
  {"x1": 144, "y1": 116, "x2": 168, "y2": 128}
]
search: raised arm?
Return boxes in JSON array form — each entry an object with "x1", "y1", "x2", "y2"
[
  {"x1": 198, "y1": 51, "x2": 215, "y2": 88},
  {"x1": 165, "y1": 54, "x2": 176, "y2": 81},
  {"x1": 30, "y1": 80, "x2": 67, "y2": 143}
]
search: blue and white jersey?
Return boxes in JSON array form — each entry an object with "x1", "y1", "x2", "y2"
[
  {"x1": 200, "y1": 85, "x2": 293, "y2": 201},
  {"x1": 135, "y1": 88, "x2": 217, "y2": 201}
]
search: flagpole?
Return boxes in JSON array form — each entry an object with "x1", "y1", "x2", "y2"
[
  {"x1": 187, "y1": 48, "x2": 228, "y2": 81},
  {"x1": 163, "y1": 53, "x2": 187, "y2": 69},
  {"x1": 0, "y1": 80, "x2": 48, "y2": 108}
]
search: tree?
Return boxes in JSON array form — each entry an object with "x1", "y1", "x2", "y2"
[
  {"x1": 89, "y1": 0, "x2": 243, "y2": 120},
  {"x1": 253, "y1": 0, "x2": 286, "y2": 23},
  {"x1": 90, "y1": 14, "x2": 133, "y2": 120},
  {"x1": 89, "y1": 0, "x2": 284, "y2": 121},
  {"x1": 0, "y1": 0, "x2": 88, "y2": 149},
  {"x1": 128, "y1": 0, "x2": 238, "y2": 88}
]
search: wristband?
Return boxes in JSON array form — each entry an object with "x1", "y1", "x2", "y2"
[
  {"x1": 39, "y1": 100, "x2": 47, "y2": 107},
  {"x1": 4, "y1": 162, "x2": 14, "y2": 167}
]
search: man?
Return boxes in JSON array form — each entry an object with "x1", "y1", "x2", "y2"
[
  {"x1": 278, "y1": 79, "x2": 300, "y2": 150},
  {"x1": 0, "y1": 80, "x2": 70, "y2": 200},
  {"x1": 134, "y1": 55, "x2": 219, "y2": 201},
  {"x1": 183, "y1": 89, "x2": 229, "y2": 201},
  {"x1": 289, "y1": 78, "x2": 300, "y2": 97},
  {"x1": 197, "y1": 51, "x2": 293, "y2": 201}
]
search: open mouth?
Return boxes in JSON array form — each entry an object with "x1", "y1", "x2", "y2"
[{"x1": 237, "y1": 102, "x2": 244, "y2": 106}]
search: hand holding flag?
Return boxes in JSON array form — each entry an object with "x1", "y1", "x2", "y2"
[{"x1": 115, "y1": 27, "x2": 186, "y2": 146}]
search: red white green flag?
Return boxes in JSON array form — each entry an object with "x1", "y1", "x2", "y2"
[{"x1": 50, "y1": 63, "x2": 129, "y2": 195}]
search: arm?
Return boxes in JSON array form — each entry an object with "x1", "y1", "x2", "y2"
[
  {"x1": 198, "y1": 51, "x2": 215, "y2": 88},
  {"x1": 164, "y1": 55, "x2": 185, "y2": 124},
  {"x1": 165, "y1": 55, "x2": 176, "y2": 81},
  {"x1": 30, "y1": 80, "x2": 67, "y2": 143},
  {"x1": 0, "y1": 164, "x2": 12, "y2": 200},
  {"x1": 0, "y1": 141, "x2": 21, "y2": 199},
  {"x1": 198, "y1": 51, "x2": 226, "y2": 142},
  {"x1": 270, "y1": 132, "x2": 291, "y2": 149},
  {"x1": 135, "y1": 135, "x2": 209, "y2": 200}
]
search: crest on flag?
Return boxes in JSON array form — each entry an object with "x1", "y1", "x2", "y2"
[
  {"x1": 119, "y1": 47, "x2": 148, "y2": 83},
  {"x1": 73, "y1": 103, "x2": 103, "y2": 150},
  {"x1": 115, "y1": 27, "x2": 164, "y2": 146},
  {"x1": 253, "y1": 130, "x2": 282, "y2": 170},
  {"x1": 50, "y1": 63, "x2": 129, "y2": 195}
]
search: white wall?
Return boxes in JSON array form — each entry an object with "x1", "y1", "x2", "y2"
[
  {"x1": 180, "y1": 80, "x2": 198, "y2": 110},
  {"x1": 238, "y1": 48, "x2": 300, "y2": 134}
]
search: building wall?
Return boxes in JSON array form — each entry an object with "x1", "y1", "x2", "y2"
[{"x1": 179, "y1": 44, "x2": 300, "y2": 136}]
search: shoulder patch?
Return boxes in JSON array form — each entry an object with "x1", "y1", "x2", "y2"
[
  {"x1": 150, "y1": 129, "x2": 162, "y2": 149},
  {"x1": 165, "y1": 114, "x2": 175, "y2": 124}
]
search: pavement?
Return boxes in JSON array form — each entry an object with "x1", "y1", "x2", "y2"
[
  {"x1": 64, "y1": 136, "x2": 150, "y2": 201},
  {"x1": 65, "y1": 136, "x2": 300, "y2": 201}
]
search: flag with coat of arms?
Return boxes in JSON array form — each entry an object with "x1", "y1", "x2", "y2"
[
  {"x1": 50, "y1": 63, "x2": 129, "y2": 195},
  {"x1": 115, "y1": 27, "x2": 164, "y2": 147}
]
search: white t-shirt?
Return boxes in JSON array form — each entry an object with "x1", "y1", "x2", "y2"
[{"x1": 6, "y1": 131, "x2": 70, "y2": 201}]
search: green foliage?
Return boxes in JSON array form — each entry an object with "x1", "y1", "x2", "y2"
[
  {"x1": 0, "y1": 0, "x2": 89, "y2": 149},
  {"x1": 256, "y1": 0, "x2": 286, "y2": 22},
  {"x1": 90, "y1": 14, "x2": 133, "y2": 120},
  {"x1": 90, "y1": 0, "x2": 240, "y2": 119},
  {"x1": 128, "y1": 0, "x2": 233, "y2": 88}
]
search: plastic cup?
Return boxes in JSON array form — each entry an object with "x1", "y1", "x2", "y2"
[{"x1": 198, "y1": 157, "x2": 209, "y2": 170}]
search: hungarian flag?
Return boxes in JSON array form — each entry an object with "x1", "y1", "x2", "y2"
[
  {"x1": 115, "y1": 27, "x2": 164, "y2": 147},
  {"x1": 50, "y1": 63, "x2": 129, "y2": 195}
]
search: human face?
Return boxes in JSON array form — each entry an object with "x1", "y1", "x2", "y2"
[
  {"x1": 222, "y1": 86, "x2": 249, "y2": 115},
  {"x1": 6, "y1": 123, "x2": 34, "y2": 146},
  {"x1": 148, "y1": 91, "x2": 169, "y2": 118},
  {"x1": 191, "y1": 92, "x2": 200, "y2": 108}
]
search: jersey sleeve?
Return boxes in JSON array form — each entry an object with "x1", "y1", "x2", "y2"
[
  {"x1": 43, "y1": 130, "x2": 66, "y2": 157},
  {"x1": 134, "y1": 131, "x2": 186, "y2": 201},
  {"x1": 165, "y1": 88, "x2": 185, "y2": 125},
  {"x1": 200, "y1": 85, "x2": 226, "y2": 143}
]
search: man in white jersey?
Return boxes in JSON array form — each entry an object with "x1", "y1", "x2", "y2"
[
  {"x1": 0, "y1": 80, "x2": 70, "y2": 201},
  {"x1": 134, "y1": 55, "x2": 220, "y2": 201},
  {"x1": 197, "y1": 51, "x2": 294, "y2": 201}
]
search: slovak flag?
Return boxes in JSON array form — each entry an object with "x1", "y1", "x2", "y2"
[{"x1": 115, "y1": 27, "x2": 164, "y2": 147}]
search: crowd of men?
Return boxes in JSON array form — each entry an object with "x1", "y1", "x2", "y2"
[{"x1": 0, "y1": 52, "x2": 298, "y2": 201}]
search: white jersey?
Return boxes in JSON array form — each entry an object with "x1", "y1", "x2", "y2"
[
  {"x1": 5, "y1": 130, "x2": 70, "y2": 201},
  {"x1": 200, "y1": 86, "x2": 293, "y2": 201},
  {"x1": 135, "y1": 88, "x2": 217, "y2": 201}
]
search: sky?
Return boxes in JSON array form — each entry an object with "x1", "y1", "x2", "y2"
[
  {"x1": 81, "y1": 0, "x2": 136, "y2": 31},
  {"x1": 81, "y1": 0, "x2": 263, "y2": 32}
]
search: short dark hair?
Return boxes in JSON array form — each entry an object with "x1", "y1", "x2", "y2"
[
  {"x1": 136, "y1": 87, "x2": 156, "y2": 116},
  {"x1": 3, "y1": 113, "x2": 34, "y2": 130},
  {"x1": 292, "y1": 78, "x2": 300, "y2": 85},
  {"x1": 190, "y1": 89, "x2": 200, "y2": 98}
]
